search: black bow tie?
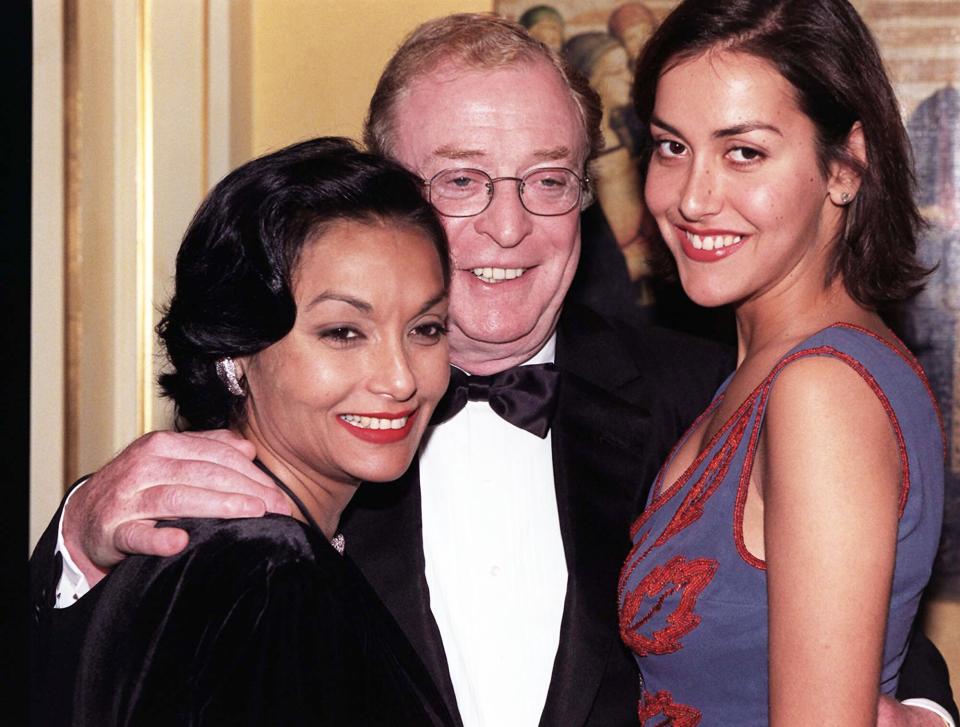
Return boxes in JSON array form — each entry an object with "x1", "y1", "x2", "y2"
[{"x1": 429, "y1": 363, "x2": 561, "y2": 438}]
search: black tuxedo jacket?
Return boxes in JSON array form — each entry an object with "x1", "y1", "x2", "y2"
[{"x1": 340, "y1": 305, "x2": 735, "y2": 726}]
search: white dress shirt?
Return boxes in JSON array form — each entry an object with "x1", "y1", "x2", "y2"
[
  {"x1": 419, "y1": 336, "x2": 568, "y2": 727},
  {"x1": 53, "y1": 486, "x2": 90, "y2": 607}
]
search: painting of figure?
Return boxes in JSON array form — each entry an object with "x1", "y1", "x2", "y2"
[{"x1": 902, "y1": 84, "x2": 960, "y2": 598}]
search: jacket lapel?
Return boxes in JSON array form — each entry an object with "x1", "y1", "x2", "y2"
[
  {"x1": 340, "y1": 461, "x2": 463, "y2": 726},
  {"x1": 539, "y1": 307, "x2": 653, "y2": 726}
]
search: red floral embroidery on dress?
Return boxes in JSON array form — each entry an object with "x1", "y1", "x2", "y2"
[
  {"x1": 638, "y1": 689, "x2": 701, "y2": 726},
  {"x1": 618, "y1": 394, "x2": 754, "y2": 604},
  {"x1": 654, "y1": 413, "x2": 750, "y2": 549},
  {"x1": 620, "y1": 555, "x2": 718, "y2": 656},
  {"x1": 628, "y1": 396, "x2": 725, "y2": 540}
]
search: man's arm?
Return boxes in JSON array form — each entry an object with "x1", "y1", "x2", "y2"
[
  {"x1": 57, "y1": 429, "x2": 289, "y2": 587},
  {"x1": 879, "y1": 696, "x2": 955, "y2": 727},
  {"x1": 881, "y1": 627, "x2": 958, "y2": 726}
]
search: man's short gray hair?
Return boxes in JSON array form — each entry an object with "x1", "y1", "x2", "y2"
[{"x1": 363, "y1": 13, "x2": 603, "y2": 167}]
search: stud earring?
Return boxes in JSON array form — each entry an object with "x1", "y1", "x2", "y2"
[
  {"x1": 840, "y1": 192, "x2": 851, "y2": 204},
  {"x1": 215, "y1": 357, "x2": 244, "y2": 397}
]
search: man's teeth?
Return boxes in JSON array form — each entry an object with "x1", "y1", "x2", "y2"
[
  {"x1": 340, "y1": 414, "x2": 408, "y2": 430},
  {"x1": 470, "y1": 267, "x2": 526, "y2": 283},
  {"x1": 688, "y1": 233, "x2": 743, "y2": 251}
]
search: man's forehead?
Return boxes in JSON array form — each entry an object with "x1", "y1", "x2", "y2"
[
  {"x1": 430, "y1": 143, "x2": 575, "y2": 163},
  {"x1": 390, "y1": 60, "x2": 588, "y2": 166}
]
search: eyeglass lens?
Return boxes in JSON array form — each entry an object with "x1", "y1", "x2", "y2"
[{"x1": 428, "y1": 168, "x2": 582, "y2": 217}]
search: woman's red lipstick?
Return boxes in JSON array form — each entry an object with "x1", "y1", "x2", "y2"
[{"x1": 337, "y1": 409, "x2": 418, "y2": 444}]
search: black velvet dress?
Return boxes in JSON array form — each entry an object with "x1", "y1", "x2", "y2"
[{"x1": 30, "y1": 470, "x2": 456, "y2": 726}]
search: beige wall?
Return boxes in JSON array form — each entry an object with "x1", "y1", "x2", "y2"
[
  {"x1": 31, "y1": 0, "x2": 67, "y2": 551},
  {"x1": 249, "y1": 0, "x2": 491, "y2": 156}
]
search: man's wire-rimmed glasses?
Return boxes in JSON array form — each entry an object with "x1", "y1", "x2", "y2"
[{"x1": 422, "y1": 167, "x2": 590, "y2": 218}]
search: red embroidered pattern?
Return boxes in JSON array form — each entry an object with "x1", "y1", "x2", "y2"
[
  {"x1": 654, "y1": 413, "x2": 750, "y2": 549},
  {"x1": 638, "y1": 689, "x2": 701, "y2": 726},
  {"x1": 650, "y1": 397, "x2": 726, "y2": 501},
  {"x1": 620, "y1": 555, "x2": 718, "y2": 656},
  {"x1": 642, "y1": 387, "x2": 758, "y2": 520},
  {"x1": 732, "y1": 402, "x2": 767, "y2": 570},
  {"x1": 618, "y1": 401, "x2": 752, "y2": 602},
  {"x1": 628, "y1": 396, "x2": 726, "y2": 541}
]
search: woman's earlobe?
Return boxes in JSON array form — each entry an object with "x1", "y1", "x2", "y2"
[{"x1": 830, "y1": 190, "x2": 856, "y2": 207}]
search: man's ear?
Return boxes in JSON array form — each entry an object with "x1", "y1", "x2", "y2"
[{"x1": 827, "y1": 121, "x2": 866, "y2": 207}]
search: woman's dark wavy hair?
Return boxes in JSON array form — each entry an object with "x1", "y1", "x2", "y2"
[
  {"x1": 157, "y1": 137, "x2": 450, "y2": 431},
  {"x1": 633, "y1": 0, "x2": 929, "y2": 307}
]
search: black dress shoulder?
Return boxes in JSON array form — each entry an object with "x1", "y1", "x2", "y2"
[{"x1": 32, "y1": 515, "x2": 455, "y2": 726}]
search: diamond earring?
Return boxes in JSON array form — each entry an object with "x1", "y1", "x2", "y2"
[{"x1": 215, "y1": 357, "x2": 244, "y2": 397}]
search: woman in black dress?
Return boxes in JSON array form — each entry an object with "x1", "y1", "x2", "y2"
[{"x1": 32, "y1": 137, "x2": 456, "y2": 726}]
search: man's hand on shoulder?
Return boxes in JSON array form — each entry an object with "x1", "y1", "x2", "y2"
[{"x1": 63, "y1": 429, "x2": 290, "y2": 586}]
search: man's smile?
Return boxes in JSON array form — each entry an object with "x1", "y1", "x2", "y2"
[{"x1": 469, "y1": 266, "x2": 529, "y2": 283}]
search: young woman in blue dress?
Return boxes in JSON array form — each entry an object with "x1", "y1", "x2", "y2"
[{"x1": 618, "y1": 1, "x2": 945, "y2": 724}]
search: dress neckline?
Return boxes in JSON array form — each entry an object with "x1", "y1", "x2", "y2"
[
  {"x1": 253, "y1": 459, "x2": 345, "y2": 554},
  {"x1": 650, "y1": 321, "x2": 912, "y2": 505}
]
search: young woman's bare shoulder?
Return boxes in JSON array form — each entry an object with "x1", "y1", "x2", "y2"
[{"x1": 763, "y1": 354, "x2": 900, "y2": 497}]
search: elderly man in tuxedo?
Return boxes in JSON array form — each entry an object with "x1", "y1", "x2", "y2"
[{"x1": 32, "y1": 13, "x2": 955, "y2": 727}]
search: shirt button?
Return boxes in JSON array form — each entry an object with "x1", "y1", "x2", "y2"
[{"x1": 490, "y1": 565, "x2": 501, "y2": 577}]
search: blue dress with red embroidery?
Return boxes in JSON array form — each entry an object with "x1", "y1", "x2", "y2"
[{"x1": 618, "y1": 324, "x2": 944, "y2": 726}]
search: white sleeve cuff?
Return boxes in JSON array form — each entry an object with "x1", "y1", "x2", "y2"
[
  {"x1": 54, "y1": 480, "x2": 91, "y2": 608},
  {"x1": 902, "y1": 698, "x2": 956, "y2": 727}
]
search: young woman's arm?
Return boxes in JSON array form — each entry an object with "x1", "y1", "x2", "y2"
[{"x1": 762, "y1": 356, "x2": 901, "y2": 726}]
